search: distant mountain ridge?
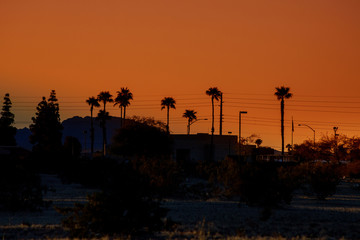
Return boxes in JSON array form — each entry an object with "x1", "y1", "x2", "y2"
[{"x1": 15, "y1": 116, "x2": 124, "y2": 151}]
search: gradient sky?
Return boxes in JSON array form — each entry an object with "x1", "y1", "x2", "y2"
[{"x1": 1, "y1": 0, "x2": 360, "y2": 150}]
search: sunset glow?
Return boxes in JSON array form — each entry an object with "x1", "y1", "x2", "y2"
[{"x1": 1, "y1": 0, "x2": 360, "y2": 150}]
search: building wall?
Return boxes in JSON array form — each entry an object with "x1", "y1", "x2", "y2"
[{"x1": 172, "y1": 134, "x2": 238, "y2": 163}]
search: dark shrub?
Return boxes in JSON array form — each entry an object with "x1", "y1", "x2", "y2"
[
  {"x1": 57, "y1": 163, "x2": 169, "y2": 238},
  {"x1": 298, "y1": 162, "x2": 341, "y2": 200},
  {"x1": 217, "y1": 156, "x2": 243, "y2": 197},
  {"x1": 233, "y1": 162, "x2": 299, "y2": 220},
  {"x1": 0, "y1": 160, "x2": 45, "y2": 211},
  {"x1": 111, "y1": 117, "x2": 181, "y2": 196}
]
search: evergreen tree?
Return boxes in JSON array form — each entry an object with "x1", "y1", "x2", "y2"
[
  {"x1": 30, "y1": 90, "x2": 63, "y2": 157},
  {"x1": 0, "y1": 93, "x2": 17, "y2": 146}
]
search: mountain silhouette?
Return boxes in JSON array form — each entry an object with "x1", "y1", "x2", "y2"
[{"x1": 15, "y1": 116, "x2": 125, "y2": 151}]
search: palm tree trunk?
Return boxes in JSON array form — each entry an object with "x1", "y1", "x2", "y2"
[
  {"x1": 103, "y1": 103, "x2": 107, "y2": 156},
  {"x1": 123, "y1": 106, "x2": 126, "y2": 127},
  {"x1": 281, "y1": 98, "x2": 284, "y2": 157},
  {"x1": 211, "y1": 97, "x2": 215, "y2": 135},
  {"x1": 166, "y1": 106, "x2": 170, "y2": 133},
  {"x1": 103, "y1": 124, "x2": 107, "y2": 156},
  {"x1": 210, "y1": 97, "x2": 214, "y2": 162},
  {"x1": 120, "y1": 106, "x2": 123, "y2": 128},
  {"x1": 90, "y1": 108, "x2": 94, "y2": 156},
  {"x1": 187, "y1": 119, "x2": 190, "y2": 135}
]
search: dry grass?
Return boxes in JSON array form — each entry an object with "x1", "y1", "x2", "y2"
[{"x1": 1, "y1": 175, "x2": 360, "y2": 239}]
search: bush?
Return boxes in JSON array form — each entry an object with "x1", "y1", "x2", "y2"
[
  {"x1": 217, "y1": 156, "x2": 243, "y2": 197},
  {"x1": 132, "y1": 156, "x2": 182, "y2": 196},
  {"x1": 0, "y1": 160, "x2": 45, "y2": 211},
  {"x1": 344, "y1": 160, "x2": 360, "y2": 178},
  {"x1": 298, "y1": 162, "x2": 341, "y2": 200},
  {"x1": 57, "y1": 162, "x2": 169, "y2": 238},
  {"x1": 224, "y1": 162, "x2": 299, "y2": 220}
]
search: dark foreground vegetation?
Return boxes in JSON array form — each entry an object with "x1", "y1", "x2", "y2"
[{"x1": 2, "y1": 89, "x2": 360, "y2": 238}]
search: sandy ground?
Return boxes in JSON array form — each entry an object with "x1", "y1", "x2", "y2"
[{"x1": 1, "y1": 174, "x2": 360, "y2": 239}]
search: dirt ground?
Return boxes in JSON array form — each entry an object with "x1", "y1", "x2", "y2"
[{"x1": 1, "y1": 174, "x2": 360, "y2": 239}]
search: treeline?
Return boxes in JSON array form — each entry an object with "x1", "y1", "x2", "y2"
[{"x1": 2, "y1": 89, "x2": 360, "y2": 238}]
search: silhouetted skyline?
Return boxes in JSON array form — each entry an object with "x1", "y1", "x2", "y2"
[{"x1": 1, "y1": 1, "x2": 360, "y2": 150}]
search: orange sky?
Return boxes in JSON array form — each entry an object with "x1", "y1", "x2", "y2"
[{"x1": 1, "y1": 0, "x2": 360, "y2": 150}]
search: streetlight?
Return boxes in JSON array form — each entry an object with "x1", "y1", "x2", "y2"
[
  {"x1": 188, "y1": 118, "x2": 208, "y2": 135},
  {"x1": 298, "y1": 124, "x2": 315, "y2": 147},
  {"x1": 228, "y1": 131, "x2": 232, "y2": 155},
  {"x1": 239, "y1": 111, "x2": 247, "y2": 157}
]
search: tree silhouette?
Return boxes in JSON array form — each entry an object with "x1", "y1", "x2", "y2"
[
  {"x1": 274, "y1": 86, "x2": 293, "y2": 156},
  {"x1": 86, "y1": 97, "x2": 100, "y2": 156},
  {"x1": 255, "y1": 138, "x2": 263, "y2": 148},
  {"x1": 97, "y1": 91, "x2": 113, "y2": 156},
  {"x1": 206, "y1": 87, "x2": 221, "y2": 161},
  {"x1": 0, "y1": 93, "x2": 16, "y2": 146},
  {"x1": 30, "y1": 90, "x2": 63, "y2": 162},
  {"x1": 114, "y1": 87, "x2": 133, "y2": 127},
  {"x1": 183, "y1": 109, "x2": 197, "y2": 135},
  {"x1": 161, "y1": 97, "x2": 176, "y2": 133}
]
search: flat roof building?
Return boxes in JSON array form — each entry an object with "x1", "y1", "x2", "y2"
[{"x1": 172, "y1": 133, "x2": 238, "y2": 163}]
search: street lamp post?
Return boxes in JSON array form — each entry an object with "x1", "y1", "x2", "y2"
[
  {"x1": 298, "y1": 124, "x2": 315, "y2": 148},
  {"x1": 188, "y1": 118, "x2": 208, "y2": 135},
  {"x1": 239, "y1": 111, "x2": 247, "y2": 157}
]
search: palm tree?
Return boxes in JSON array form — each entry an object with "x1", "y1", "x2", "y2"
[
  {"x1": 97, "y1": 91, "x2": 113, "y2": 155},
  {"x1": 86, "y1": 96, "x2": 100, "y2": 155},
  {"x1": 206, "y1": 87, "x2": 221, "y2": 161},
  {"x1": 206, "y1": 87, "x2": 221, "y2": 136},
  {"x1": 114, "y1": 87, "x2": 133, "y2": 127},
  {"x1": 161, "y1": 97, "x2": 176, "y2": 133},
  {"x1": 97, "y1": 91, "x2": 113, "y2": 112},
  {"x1": 274, "y1": 86, "x2": 293, "y2": 156},
  {"x1": 183, "y1": 110, "x2": 197, "y2": 135}
]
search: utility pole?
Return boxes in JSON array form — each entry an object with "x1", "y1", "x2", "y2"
[
  {"x1": 239, "y1": 111, "x2": 247, "y2": 159},
  {"x1": 219, "y1": 92, "x2": 223, "y2": 135},
  {"x1": 333, "y1": 127, "x2": 339, "y2": 160},
  {"x1": 291, "y1": 117, "x2": 294, "y2": 150}
]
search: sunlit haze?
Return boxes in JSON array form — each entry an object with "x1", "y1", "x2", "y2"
[{"x1": 1, "y1": 0, "x2": 360, "y2": 150}]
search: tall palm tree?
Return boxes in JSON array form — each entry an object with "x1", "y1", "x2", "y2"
[
  {"x1": 161, "y1": 97, "x2": 176, "y2": 133},
  {"x1": 97, "y1": 91, "x2": 113, "y2": 155},
  {"x1": 86, "y1": 96, "x2": 100, "y2": 155},
  {"x1": 97, "y1": 91, "x2": 113, "y2": 112},
  {"x1": 206, "y1": 87, "x2": 221, "y2": 136},
  {"x1": 183, "y1": 110, "x2": 197, "y2": 135},
  {"x1": 274, "y1": 86, "x2": 293, "y2": 156},
  {"x1": 206, "y1": 87, "x2": 221, "y2": 162},
  {"x1": 114, "y1": 87, "x2": 133, "y2": 127}
]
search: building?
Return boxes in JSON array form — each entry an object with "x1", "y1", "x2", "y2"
[{"x1": 172, "y1": 133, "x2": 238, "y2": 163}]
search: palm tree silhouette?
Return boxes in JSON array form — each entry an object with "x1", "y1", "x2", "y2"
[
  {"x1": 161, "y1": 97, "x2": 176, "y2": 133},
  {"x1": 86, "y1": 96, "x2": 100, "y2": 155},
  {"x1": 114, "y1": 87, "x2": 133, "y2": 127},
  {"x1": 97, "y1": 91, "x2": 113, "y2": 155},
  {"x1": 206, "y1": 87, "x2": 221, "y2": 136},
  {"x1": 274, "y1": 86, "x2": 293, "y2": 156},
  {"x1": 183, "y1": 110, "x2": 197, "y2": 135},
  {"x1": 206, "y1": 87, "x2": 221, "y2": 161}
]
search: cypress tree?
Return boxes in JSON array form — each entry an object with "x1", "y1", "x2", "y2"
[
  {"x1": 0, "y1": 93, "x2": 16, "y2": 146},
  {"x1": 30, "y1": 90, "x2": 63, "y2": 158}
]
